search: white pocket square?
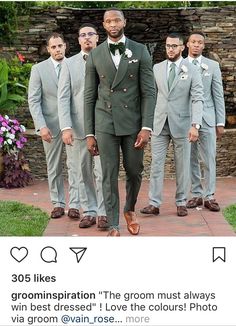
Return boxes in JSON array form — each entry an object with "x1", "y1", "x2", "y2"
[{"x1": 204, "y1": 72, "x2": 211, "y2": 77}]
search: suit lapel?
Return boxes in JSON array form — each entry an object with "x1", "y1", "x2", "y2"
[{"x1": 111, "y1": 39, "x2": 130, "y2": 89}]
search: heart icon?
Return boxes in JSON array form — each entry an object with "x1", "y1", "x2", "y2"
[{"x1": 10, "y1": 247, "x2": 28, "y2": 263}]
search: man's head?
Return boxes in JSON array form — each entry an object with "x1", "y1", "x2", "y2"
[
  {"x1": 46, "y1": 32, "x2": 66, "y2": 62},
  {"x1": 103, "y1": 9, "x2": 126, "y2": 42},
  {"x1": 165, "y1": 33, "x2": 185, "y2": 62},
  {"x1": 78, "y1": 23, "x2": 99, "y2": 53},
  {"x1": 187, "y1": 31, "x2": 205, "y2": 58}
]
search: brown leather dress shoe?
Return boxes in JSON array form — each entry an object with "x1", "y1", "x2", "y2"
[
  {"x1": 186, "y1": 197, "x2": 203, "y2": 208},
  {"x1": 107, "y1": 228, "x2": 120, "y2": 236},
  {"x1": 124, "y1": 211, "x2": 140, "y2": 235},
  {"x1": 79, "y1": 216, "x2": 96, "y2": 228},
  {"x1": 51, "y1": 207, "x2": 65, "y2": 218},
  {"x1": 177, "y1": 206, "x2": 188, "y2": 217},
  {"x1": 97, "y1": 216, "x2": 109, "y2": 230},
  {"x1": 204, "y1": 199, "x2": 220, "y2": 212},
  {"x1": 140, "y1": 205, "x2": 160, "y2": 215},
  {"x1": 68, "y1": 208, "x2": 80, "y2": 220}
]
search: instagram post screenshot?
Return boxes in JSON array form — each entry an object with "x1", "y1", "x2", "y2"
[{"x1": 0, "y1": 2, "x2": 236, "y2": 326}]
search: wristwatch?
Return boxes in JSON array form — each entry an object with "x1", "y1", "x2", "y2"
[{"x1": 192, "y1": 123, "x2": 200, "y2": 130}]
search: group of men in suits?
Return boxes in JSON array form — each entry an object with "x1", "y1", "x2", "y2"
[{"x1": 28, "y1": 8, "x2": 225, "y2": 236}]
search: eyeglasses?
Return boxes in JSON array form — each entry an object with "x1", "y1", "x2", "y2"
[
  {"x1": 79, "y1": 32, "x2": 97, "y2": 38},
  {"x1": 165, "y1": 44, "x2": 183, "y2": 49}
]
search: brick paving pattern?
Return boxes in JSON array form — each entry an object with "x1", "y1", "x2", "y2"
[{"x1": 0, "y1": 178, "x2": 235, "y2": 236}]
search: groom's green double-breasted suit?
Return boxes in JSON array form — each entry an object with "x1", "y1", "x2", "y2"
[{"x1": 84, "y1": 38, "x2": 156, "y2": 229}]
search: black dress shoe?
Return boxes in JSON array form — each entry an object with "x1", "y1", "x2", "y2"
[
  {"x1": 97, "y1": 216, "x2": 109, "y2": 230},
  {"x1": 51, "y1": 207, "x2": 65, "y2": 218},
  {"x1": 177, "y1": 206, "x2": 188, "y2": 217},
  {"x1": 204, "y1": 199, "x2": 220, "y2": 212},
  {"x1": 79, "y1": 216, "x2": 96, "y2": 228},
  {"x1": 186, "y1": 197, "x2": 203, "y2": 208}
]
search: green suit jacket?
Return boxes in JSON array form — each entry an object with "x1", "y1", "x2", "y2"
[{"x1": 84, "y1": 38, "x2": 156, "y2": 136}]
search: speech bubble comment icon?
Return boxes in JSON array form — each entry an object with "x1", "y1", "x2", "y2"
[
  {"x1": 10, "y1": 247, "x2": 28, "y2": 263},
  {"x1": 40, "y1": 246, "x2": 57, "y2": 263}
]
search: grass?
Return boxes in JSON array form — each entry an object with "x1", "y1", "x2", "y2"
[
  {"x1": 223, "y1": 204, "x2": 236, "y2": 232},
  {"x1": 0, "y1": 201, "x2": 49, "y2": 236}
]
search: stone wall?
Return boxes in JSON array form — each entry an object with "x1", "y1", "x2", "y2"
[
  {"x1": 24, "y1": 129, "x2": 236, "y2": 180},
  {"x1": 1, "y1": 6, "x2": 236, "y2": 179}
]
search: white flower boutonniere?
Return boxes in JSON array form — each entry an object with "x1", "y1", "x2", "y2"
[
  {"x1": 124, "y1": 48, "x2": 132, "y2": 58},
  {"x1": 201, "y1": 63, "x2": 208, "y2": 70},
  {"x1": 129, "y1": 59, "x2": 138, "y2": 64},
  {"x1": 181, "y1": 65, "x2": 188, "y2": 73}
]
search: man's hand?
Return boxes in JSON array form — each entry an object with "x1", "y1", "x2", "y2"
[
  {"x1": 188, "y1": 126, "x2": 199, "y2": 143},
  {"x1": 86, "y1": 136, "x2": 99, "y2": 156},
  {"x1": 62, "y1": 129, "x2": 74, "y2": 145},
  {"x1": 40, "y1": 127, "x2": 52, "y2": 143},
  {"x1": 216, "y1": 126, "x2": 224, "y2": 140},
  {"x1": 134, "y1": 130, "x2": 151, "y2": 149}
]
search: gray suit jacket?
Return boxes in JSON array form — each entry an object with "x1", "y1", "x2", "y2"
[
  {"x1": 58, "y1": 52, "x2": 86, "y2": 139},
  {"x1": 28, "y1": 57, "x2": 60, "y2": 137},
  {"x1": 199, "y1": 56, "x2": 225, "y2": 126},
  {"x1": 153, "y1": 58, "x2": 204, "y2": 138}
]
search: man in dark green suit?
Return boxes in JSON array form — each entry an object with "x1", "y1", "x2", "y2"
[{"x1": 84, "y1": 9, "x2": 156, "y2": 236}]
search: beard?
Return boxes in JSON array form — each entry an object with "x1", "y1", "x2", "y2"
[{"x1": 106, "y1": 27, "x2": 124, "y2": 40}]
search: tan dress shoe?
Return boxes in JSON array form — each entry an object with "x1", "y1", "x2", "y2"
[
  {"x1": 124, "y1": 211, "x2": 140, "y2": 235},
  {"x1": 107, "y1": 228, "x2": 120, "y2": 236},
  {"x1": 140, "y1": 204, "x2": 160, "y2": 215},
  {"x1": 51, "y1": 207, "x2": 65, "y2": 218},
  {"x1": 79, "y1": 216, "x2": 96, "y2": 228},
  {"x1": 68, "y1": 208, "x2": 80, "y2": 219}
]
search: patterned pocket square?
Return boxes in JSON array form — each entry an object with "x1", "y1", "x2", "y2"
[{"x1": 128, "y1": 59, "x2": 138, "y2": 63}]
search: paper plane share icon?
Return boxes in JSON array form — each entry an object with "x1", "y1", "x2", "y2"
[{"x1": 70, "y1": 247, "x2": 87, "y2": 263}]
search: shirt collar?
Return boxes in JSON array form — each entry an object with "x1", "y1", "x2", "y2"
[
  {"x1": 167, "y1": 56, "x2": 183, "y2": 69},
  {"x1": 107, "y1": 35, "x2": 126, "y2": 45},
  {"x1": 188, "y1": 55, "x2": 202, "y2": 64},
  {"x1": 50, "y1": 57, "x2": 65, "y2": 69}
]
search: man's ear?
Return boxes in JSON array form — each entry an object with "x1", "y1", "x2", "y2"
[{"x1": 123, "y1": 19, "x2": 127, "y2": 28}]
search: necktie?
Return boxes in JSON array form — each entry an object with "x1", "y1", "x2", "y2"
[
  {"x1": 168, "y1": 62, "x2": 176, "y2": 90},
  {"x1": 109, "y1": 42, "x2": 125, "y2": 55},
  {"x1": 83, "y1": 54, "x2": 88, "y2": 61},
  {"x1": 57, "y1": 63, "x2": 61, "y2": 79},
  {"x1": 192, "y1": 59, "x2": 198, "y2": 65}
]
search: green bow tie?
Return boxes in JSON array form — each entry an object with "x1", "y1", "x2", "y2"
[{"x1": 109, "y1": 42, "x2": 125, "y2": 55}]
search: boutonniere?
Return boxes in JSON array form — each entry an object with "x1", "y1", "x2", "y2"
[
  {"x1": 124, "y1": 48, "x2": 132, "y2": 58},
  {"x1": 201, "y1": 63, "x2": 208, "y2": 70},
  {"x1": 181, "y1": 65, "x2": 188, "y2": 73},
  {"x1": 128, "y1": 59, "x2": 138, "y2": 64},
  {"x1": 180, "y1": 74, "x2": 188, "y2": 80}
]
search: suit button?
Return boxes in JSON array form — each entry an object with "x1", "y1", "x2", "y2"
[
  {"x1": 129, "y1": 74, "x2": 133, "y2": 78},
  {"x1": 124, "y1": 105, "x2": 128, "y2": 108},
  {"x1": 107, "y1": 104, "x2": 111, "y2": 109},
  {"x1": 110, "y1": 89, "x2": 114, "y2": 93},
  {"x1": 100, "y1": 75, "x2": 105, "y2": 78},
  {"x1": 123, "y1": 88, "x2": 127, "y2": 92}
]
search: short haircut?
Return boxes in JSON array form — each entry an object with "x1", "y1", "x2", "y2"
[
  {"x1": 103, "y1": 8, "x2": 125, "y2": 20},
  {"x1": 166, "y1": 33, "x2": 184, "y2": 44},
  {"x1": 78, "y1": 23, "x2": 98, "y2": 35},
  {"x1": 188, "y1": 31, "x2": 206, "y2": 40},
  {"x1": 46, "y1": 32, "x2": 65, "y2": 46}
]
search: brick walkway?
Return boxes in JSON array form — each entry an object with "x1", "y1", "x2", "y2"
[{"x1": 0, "y1": 178, "x2": 235, "y2": 236}]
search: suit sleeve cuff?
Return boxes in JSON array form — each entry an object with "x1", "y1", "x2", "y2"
[{"x1": 142, "y1": 127, "x2": 152, "y2": 132}]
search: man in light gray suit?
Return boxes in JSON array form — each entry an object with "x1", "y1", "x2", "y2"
[
  {"x1": 186, "y1": 31, "x2": 225, "y2": 212},
  {"x1": 58, "y1": 23, "x2": 108, "y2": 229},
  {"x1": 28, "y1": 33, "x2": 68, "y2": 218},
  {"x1": 141, "y1": 33, "x2": 204, "y2": 217}
]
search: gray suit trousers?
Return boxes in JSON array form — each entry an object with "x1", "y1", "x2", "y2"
[
  {"x1": 190, "y1": 120, "x2": 216, "y2": 200},
  {"x1": 149, "y1": 121, "x2": 191, "y2": 207},
  {"x1": 42, "y1": 134, "x2": 65, "y2": 208}
]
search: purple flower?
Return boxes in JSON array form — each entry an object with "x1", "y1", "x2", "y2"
[{"x1": 0, "y1": 137, "x2": 3, "y2": 144}]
